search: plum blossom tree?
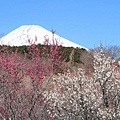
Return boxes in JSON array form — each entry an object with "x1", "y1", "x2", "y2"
[
  {"x1": 43, "y1": 45, "x2": 120, "y2": 120},
  {"x1": 0, "y1": 33, "x2": 65, "y2": 120}
]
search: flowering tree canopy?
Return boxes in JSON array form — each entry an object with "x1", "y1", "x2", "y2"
[
  {"x1": 0, "y1": 34, "x2": 65, "y2": 120},
  {"x1": 43, "y1": 45, "x2": 120, "y2": 120}
]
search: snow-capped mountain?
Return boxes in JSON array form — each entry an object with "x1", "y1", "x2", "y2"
[{"x1": 0, "y1": 25, "x2": 87, "y2": 49}]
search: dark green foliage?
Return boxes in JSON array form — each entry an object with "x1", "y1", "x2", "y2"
[
  {"x1": 74, "y1": 48, "x2": 86, "y2": 63},
  {"x1": 74, "y1": 48, "x2": 81, "y2": 63},
  {"x1": 0, "y1": 44, "x2": 88, "y2": 64},
  {"x1": 60, "y1": 47, "x2": 74, "y2": 62}
]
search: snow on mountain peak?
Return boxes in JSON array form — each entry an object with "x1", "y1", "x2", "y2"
[{"x1": 0, "y1": 25, "x2": 88, "y2": 50}]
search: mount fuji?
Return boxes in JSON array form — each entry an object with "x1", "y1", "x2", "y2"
[{"x1": 0, "y1": 25, "x2": 87, "y2": 49}]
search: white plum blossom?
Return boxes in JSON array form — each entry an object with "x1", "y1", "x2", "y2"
[{"x1": 43, "y1": 45, "x2": 120, "y2": 120}]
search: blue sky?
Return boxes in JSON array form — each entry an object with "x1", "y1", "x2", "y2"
[{"x1": 0, "y1": 0, "x2": 120, "y2": 49}]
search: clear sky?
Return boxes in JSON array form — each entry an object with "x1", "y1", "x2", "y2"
[{"x1": 0, "y1": 0, "x2": 120, "y2": 49}]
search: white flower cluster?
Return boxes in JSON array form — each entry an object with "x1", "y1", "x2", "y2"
[{"x1": 43, "y1": 46, "x2": 120, "y2": 119}]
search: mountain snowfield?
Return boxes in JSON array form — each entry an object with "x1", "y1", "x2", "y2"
[{"x1": 0, "y1": 25, "x2": 88, "y2": 50}]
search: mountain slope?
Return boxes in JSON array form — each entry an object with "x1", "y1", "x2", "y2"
[{"x1": 0, "y1": 25, "x2": 87, "y2": 49}]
